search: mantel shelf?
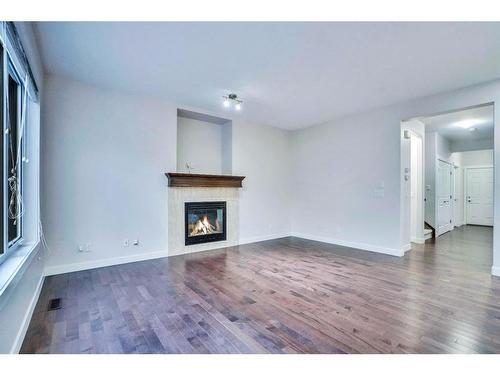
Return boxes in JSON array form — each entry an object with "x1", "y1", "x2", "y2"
[{"x1": 165, "y1": 172, "x2": 245, "y2": 188}]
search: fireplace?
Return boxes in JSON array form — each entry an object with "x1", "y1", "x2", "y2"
[{"x1": 185, "y1": 201, "x2": 227, "y2": 246}]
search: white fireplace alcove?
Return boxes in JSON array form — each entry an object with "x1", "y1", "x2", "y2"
[{"x1": 166, "y1": 173, "x2": 245, "y2": 256}]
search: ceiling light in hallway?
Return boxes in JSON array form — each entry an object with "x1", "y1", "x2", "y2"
[{"x1": 222, "y1": 93, "x2": 243, "y2": 110}]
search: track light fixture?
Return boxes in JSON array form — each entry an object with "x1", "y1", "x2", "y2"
[{"x1": 222, "y1": 93, "x2": 243, "y2": 110}]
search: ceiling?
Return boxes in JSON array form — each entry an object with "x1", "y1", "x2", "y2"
[
  {"x1": 34, "y1": 22, "x2": 500, "y2": 130},
  {"x1": 420, "y1": 104, "x2": 493, "y2": 144}
]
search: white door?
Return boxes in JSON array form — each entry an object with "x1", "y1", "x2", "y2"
[
  {"x1": 436, "y1": 160, "x2": 453, "y2": 236},
  {"x1": 466, "y1": 167, "x2": 494, "y2": 226}
]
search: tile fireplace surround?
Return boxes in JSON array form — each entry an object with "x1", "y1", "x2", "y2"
[{"x1": 166, "y1": 173, "x2": 245, "y2": 256}]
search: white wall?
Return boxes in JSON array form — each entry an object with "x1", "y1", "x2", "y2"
[
  {"x1": 450, "y1": 138, "x2": 494, "y2": 153},
  {"x1": 221, "y1": 121, "x2": 232, "y2": 174},
  {"x1": 291, "y1": 108, "x2": 403, "y2": 255},
  {"x1": 291, "y1": 79, "x2": 500, "y2": 274},
  {"x1": 436, "y1": 133, "x2": 452, "y2": 161},
  {"x1": 176, "y1": 117, "x2": 227, "y2": 174},
  {"x1": 42, "y1": 75, "x2": 177, "y2": 274},
  {"x1": 0, "y1": 246, "x2": 43, "y2": 353},
  {"x1": 232, "y1": 120, "x2": 292, "y2": 242},
  {"x1": 454, "y1": 149, "x2": 494, "y2": 166}
]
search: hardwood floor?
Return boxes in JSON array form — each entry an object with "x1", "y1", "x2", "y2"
[{"x1": 21, "y1": 225, "x2": 500, "y2": 354}]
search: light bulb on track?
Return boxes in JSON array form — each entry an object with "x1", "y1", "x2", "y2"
[{"x1": 222, "y1": 93, "x2": 243, "y2": 111}]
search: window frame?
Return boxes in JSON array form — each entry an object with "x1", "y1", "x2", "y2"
[
  {"x1": 0, "y1": 45, "x2": 25, "y2": 264},
  {"x1": 0, "y1": 42, "x2": 4, "y2": 259}
]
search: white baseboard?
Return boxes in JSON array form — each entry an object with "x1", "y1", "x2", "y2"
[
  {"x1": 10, "y1": 274, "x2": 45, "y2": 354},
  {"x1": 43, "y1": 231, "x2": 403, "y2": 277},
  {"x1": 238, "y1": 232, "x2": 292, "y2": 245},
  {"x1": 291, "y1": 232, "x2": 405, "y2": 257},
  {"x1": 492, "y1": 265, "x2": 500, "y2": 277},
  {"x1": 44, "y1": 234, "x2": 294, "y2": 277},
  {"x1": 402, "y1": 243, "x2": 412, "y2": 252},
  {"x1": 44, "y1": 250, "x2": 169, "y2": 276},
  {"x1": 411, "y1": 237, "x2": 425, "y2": 244}
]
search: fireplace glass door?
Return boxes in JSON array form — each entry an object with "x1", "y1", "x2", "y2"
[{"x1": 185, "y1": 201, "x2": 226, "y2": 245}]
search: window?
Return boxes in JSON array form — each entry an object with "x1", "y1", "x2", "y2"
[
  {"x1": 0, "y1": 22, "x2": 39, "y2": 272},
  {"x1": 0, "y1": 22, "x2": 40, "y2": 295},
  {"x1": 7, "y1": 64, "x2": 24, "y2": 247},
  {"x1": 0, "y1": 43, "x2": 26, "y2": 260}
]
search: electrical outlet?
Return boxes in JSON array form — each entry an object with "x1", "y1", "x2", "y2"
[
  {"x1": 85, "y1": 243, "x2": 91, "y2": 252},
  {"x1": 123, "y1": 239, "x2": 129, "y2": 247},
  {"x1": 133, "y1": 239, "x2": 140, "y2": 246},
  {"x1": 78, "y1": 244, "x2": 85, "y2": 253}
]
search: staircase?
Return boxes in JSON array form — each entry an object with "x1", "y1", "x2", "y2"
[{"x1": 424, "y1": 222, "x2": 435, "y2": 240}]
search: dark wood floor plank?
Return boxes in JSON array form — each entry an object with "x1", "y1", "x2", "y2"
[{"x1": 20, "y1": 225, "x2": 500, "y2": 354}]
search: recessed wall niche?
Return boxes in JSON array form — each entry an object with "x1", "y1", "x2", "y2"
[{"x1": 176, "y1": 109, "x2": 232, "y2": 174}]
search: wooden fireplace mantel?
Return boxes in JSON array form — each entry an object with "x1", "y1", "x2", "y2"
[{"x1": 165, "y1": 172, "x2": 245, "y2": 188}]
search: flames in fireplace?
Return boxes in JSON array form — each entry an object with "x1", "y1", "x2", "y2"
[{"x1": 189, "y1": 214, "x2": 222, "y2": 237}]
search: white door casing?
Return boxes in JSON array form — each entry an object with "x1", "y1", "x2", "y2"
[
  {"x1": 400, "y1": 120, "x2": 425, "y2": 251},
  {"x1": 466, "y1": 167, "x2": 494, "y2": 226},
  {"x1": 436, "y1": 159, "x2": 453, "y2": 236},
  {"x1": 410, "y1": 134, "x2": 424, "y2": 243},
  {"x1": 453, "y1": 166, "x2": 464, "y2": 227}
]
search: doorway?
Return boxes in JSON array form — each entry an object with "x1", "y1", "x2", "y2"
[{"x1": 401, "y1": 103, "x2": 494, "y2": 256}]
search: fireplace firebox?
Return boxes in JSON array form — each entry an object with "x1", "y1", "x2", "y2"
[{"x1": 185, "y1": 201, "x2": 226, "y2": 246}]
